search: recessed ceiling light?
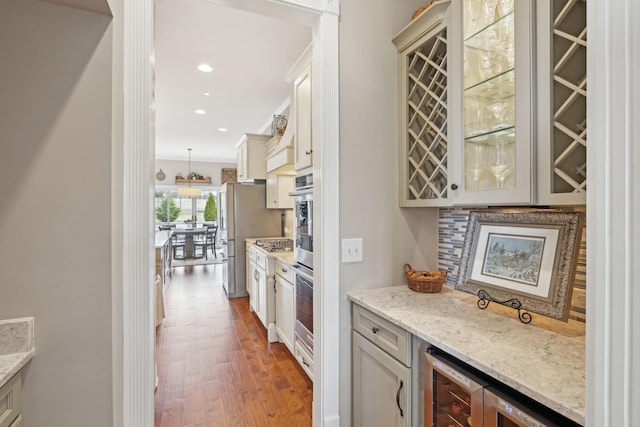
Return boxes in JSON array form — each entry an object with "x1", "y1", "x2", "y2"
[
  {"x1": 197, "y1": 64, "x2": 213, "y2": 73},
  {"x1": 203, "y1": 92, "x2": 211, "y2": 96},
  {"x1": 194, "y1": 109, "x2": 206, "y2": 115},
  {"x1": 218, "y1": 128, "x2": 228, "y2": 132}
]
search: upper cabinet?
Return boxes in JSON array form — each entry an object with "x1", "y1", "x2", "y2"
[
  {"x1": 535, "y1": 0, "x2": 587, "y2": 205},
  {"x1": 393, "y1": 0, "x2": 587, "y2": 207},
  {"x1": 290, "y1": 45, "x2": 313, "y2": 174},
  {"x1": 393, "y1": 2, "x2": 452, "y2": 207},
  {"x1": 236, "y1": 133, "x2": 270, "y2": 182}
]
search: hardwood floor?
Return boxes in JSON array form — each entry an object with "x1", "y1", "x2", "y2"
[{"x1": 155, "y1": 265, "x2": 313, "y2": 427}]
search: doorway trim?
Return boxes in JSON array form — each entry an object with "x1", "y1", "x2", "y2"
[{"x1": 120, "y1": 0, "x2": 340, "y2": 425}]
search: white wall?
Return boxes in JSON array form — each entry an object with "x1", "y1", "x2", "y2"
[
  {"x1": 338, "y1": 1, "x2": 440, "y2": 424},
  {"x1": 0, "y1": 1, "x2": 114, "y2": 425}
]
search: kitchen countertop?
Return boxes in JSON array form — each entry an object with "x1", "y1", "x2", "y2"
[
  {"x1": 245, "y1": 238, "x2": 296, "y2": 266},
  {"x1": 155, "y1": 230, "x2": 172, "y2": 248},
  {"x1": 347, "y1": 285, "x2": 585, "y2": 425},
  {"x1": 0, "y1": 317, "x2": 35, "y2": 388}
]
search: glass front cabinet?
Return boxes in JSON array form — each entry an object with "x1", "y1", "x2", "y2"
[{"x1": 394, "y1": 0, "x2": 587, "y2": 207}]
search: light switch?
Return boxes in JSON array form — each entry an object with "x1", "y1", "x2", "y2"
[{"x1": 342, "y1": 238, "x2": 363, "y2": 263}]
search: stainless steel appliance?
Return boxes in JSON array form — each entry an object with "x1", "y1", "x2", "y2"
[
  {"x1": 425, "y1": 349, "x2": 580, "y2": 427},
  {"x1": 218, "y1": 181, "x2": 281, "y2": 298},
  {"x1": 293, "y1": 263, "x2": 313, "y2": 352},
  {"x1": 290, "y1": 173, "x2": 313, "y2": 269}
]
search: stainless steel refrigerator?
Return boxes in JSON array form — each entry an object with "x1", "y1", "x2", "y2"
[{"x1": 218, "y1": 181, "x2": 281, "y2": 298}]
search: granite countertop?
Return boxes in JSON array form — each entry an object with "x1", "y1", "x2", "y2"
[
  {"x1": 245, "y1": 238, "x2": 296, "y2": 266},
  {"x1": 0, "y1": 317, "x2": 35, "y2": 388},
  {"x1": 347, "y1": 285, "x2": 585, "y2": 425}
]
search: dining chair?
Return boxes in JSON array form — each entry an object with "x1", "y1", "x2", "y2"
[{"x1": 194, "y1": 225, "x2": 217, "y2": 259}]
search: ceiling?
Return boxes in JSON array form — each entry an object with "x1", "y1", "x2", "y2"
[{"x1": 154, "y1": 0, "x2": 312, "y2": 163}]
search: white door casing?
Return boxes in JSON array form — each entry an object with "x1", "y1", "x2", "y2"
[{"x1": 120, "y1": 0, "x2": 340, "y2": 426}]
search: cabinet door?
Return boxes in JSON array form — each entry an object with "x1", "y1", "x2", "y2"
[
  {"x1": 294, "y1": 64, "x2": 313, "y2": 172},
  {"x1": 255, "y1": 266, "x2": 267, "y2": 327},
  {"x1": 536, "y1": 0, "x2": 587, "y2": 205},
  {"x1": 394, "y1": 15, "x2": 451, "y2": 207},
  {"x1": 352, "y1": 331, "x2": 411, "y2": 427},
  {"x1": 275, "y1": 274, "x2": 295, "y2": 352},
  {"x1": 449, "y1": 0, "x2": 534, "y2": 205},
  {"x1": 249, "y1": 260, "x2": 260, "y2": 314},
  {"x1": 237, "y1": 142, "x2": 247, "y2": 182},
  {"x1": 266, "y1": 173, "x2": 294, "y2": 209}
]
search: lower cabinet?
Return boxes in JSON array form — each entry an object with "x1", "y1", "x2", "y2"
[
  {"x1": 275, "y1": 259, "x2": 295, "y2": 352},
  {"x1": 0, "y1": 372, "x2": 22, "y2": 427},
  {"x1": 352, "y1": 305, "x2": 412, "y2": 427}
]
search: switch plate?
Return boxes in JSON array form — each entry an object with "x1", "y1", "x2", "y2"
[{"x1": 342, "y1": 238, "x2": 363, "y2": 263}]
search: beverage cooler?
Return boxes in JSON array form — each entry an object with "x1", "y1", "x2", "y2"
[
  {"x1": 425, "y1": 349, "x2": 570, "y2": 427},
  {"x1": 425, "y1": 349, "x2": 487, "y2": 427}
]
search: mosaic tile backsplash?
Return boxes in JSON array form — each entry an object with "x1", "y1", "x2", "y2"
[{"x1": 438, "y1": 207, "x2": 587, "y2": 322}]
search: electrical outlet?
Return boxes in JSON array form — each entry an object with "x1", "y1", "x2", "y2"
[{"x1": 342, "y1": 238, "x2": 363, "y2": 263}]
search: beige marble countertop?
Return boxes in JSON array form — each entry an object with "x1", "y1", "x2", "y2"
[
  {"x1": 347, "y1": 285, "x2": 585, "y2": 425},
  {"x1": 0, "y1": 317, "x2": 35, "y2": 388}
]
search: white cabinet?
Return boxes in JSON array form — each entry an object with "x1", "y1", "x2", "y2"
[
  {"x1": 274, "y1": 258, "x2": 295, "y2": 352},
  {"x1": 535, "y1": 0, "x2": 587, "y2": 205},
  {"x1": 248, "y1": 245, "x2": 278, "y2": 342},
  {"x1": 352, "y1": 304, "x2": 412, "y2": 427},
  {"x1": 291, "y1": 46, "x2": 313, "y2": 173},
  {"x1": 236, "y1": 133, "x2": 270, "y2": 182},
  {"x1": 266, "y1": 173, "x2": 294, "y2": 209},
  {"x1": 0, "y1": 372, "x2": 22, "y2": 427},
  {"x1": 448, "y1": 0, "x2": 534, "y2": 205},
  {"x1": 394, "y1": 1, "x2": 587, "y2": 207},
  {"x1": 393, "y1": 3, "x2": 452, "y2": 207}
]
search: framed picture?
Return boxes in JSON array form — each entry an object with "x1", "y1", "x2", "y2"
[{"x1": 456, "y1": 210, "x2": 584, "y2": 321}]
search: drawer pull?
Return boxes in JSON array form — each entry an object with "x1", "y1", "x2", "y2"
[
  {"x1": 281, "y1": 267, "x2": 288, "y2": 273},
  {"x1": 396, "y1": 380, "x2": 404, "y2": 417},
  {"x1": 302, "y1": 358, "x2": 310, "y2": 367},
  {"x1": 371, "y1": 327, "x2": 379, "y2": 334}
]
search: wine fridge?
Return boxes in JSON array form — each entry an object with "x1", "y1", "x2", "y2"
[
  {"x1": 424, "y1": 348, "x2": 577, "y2": 427},
  {"x1": 425, "y1": 349, "x2": 488, "y2": 427}
]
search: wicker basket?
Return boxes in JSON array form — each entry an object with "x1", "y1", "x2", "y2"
[
  {"x1": 404, "y1": 264, "x2": 448, "y2": 293},
  {"x1": 411, "y1": 0, "x2": 434, "y2": 20}
]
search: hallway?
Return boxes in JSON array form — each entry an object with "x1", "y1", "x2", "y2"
[{"x1": 154, "y1": 265, "x2": 313, "y2": 427}]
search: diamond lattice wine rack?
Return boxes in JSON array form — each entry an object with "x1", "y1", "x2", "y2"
[
  {"x1": 551, "y1": 0, "x2": 587, "y2": 195},
  {"x1": 405, "y1": 28, "x2": 449, "y2": 202}
]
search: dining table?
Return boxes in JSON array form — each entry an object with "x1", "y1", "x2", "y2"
[{"x1": 172, "y1": 227, "x2": 207, "y2": 259}]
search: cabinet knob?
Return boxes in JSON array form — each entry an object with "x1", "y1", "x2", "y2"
[
  {"x1": 371, "y1": 327, "x2": 379, "y2": 334},
  {"x1": 450, "y1": 183, "x2": 458, "y2": 190},
  {"x1": 305, "y1": 150, "x2": 313, "y2": 156}
]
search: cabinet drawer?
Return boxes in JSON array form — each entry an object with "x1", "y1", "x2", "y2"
[
  {"x1": 248, "y1": 245, "x2": 257, "y2": 262},
  {"x1": 275, "y1": 258, "x2": 295, "y2": 283},
  {"x1": 0, "y1": 373, "x2": 22, "y2": 427},
  {"x1": 295, "y1": 339, "x2": 314, "y2": 380},
  {"x1": 255, "y1": 251, "x2": 268, "y2": 270},
  {"x1": 352, "y1": 304, "x2": 411, "y2": 366}
]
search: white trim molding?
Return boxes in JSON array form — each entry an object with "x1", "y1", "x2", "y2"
[
  {"x1": 311, "y1": 10, "x2": 341, "y2": 427},
  {"x1": 586, "y1": 0, "x2": 640, "y2": 426},
  {"x1": 122, "y1": 0, "x2": 156, "y2": 425},
  {"x1": 120, "y1": 0, "x2": 340, "y2": 426}
]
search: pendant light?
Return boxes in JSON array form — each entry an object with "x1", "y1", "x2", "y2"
[{"x1": 178, "y1": 148, "x2": 202, "y2": 197}]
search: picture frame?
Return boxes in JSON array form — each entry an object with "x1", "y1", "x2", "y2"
[{"x1": 456, "y1": 210, "x2": 584, "y2": 321}]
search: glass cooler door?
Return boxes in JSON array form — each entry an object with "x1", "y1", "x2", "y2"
[{"x1": 425, "y1": 352, "x2": 488, "y2": 427}]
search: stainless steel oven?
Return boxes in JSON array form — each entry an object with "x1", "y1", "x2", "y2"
[
  {"x1": 293, "y1": 264, "x2": 313, "y2": 352},
  {"x1": 290, "y1": 173, "x2": 313, "y2": 269}
]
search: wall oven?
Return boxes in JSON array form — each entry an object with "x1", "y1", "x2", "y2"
[
  {"x1": 293, "y1": 264, "x2": 313, "y2": 353},
  {"x1": 290, "y1": 173, "x2": 313, "y2": 269},
  {"x1": 424, "y1": 348, "x2": 579, "y2": 427}
]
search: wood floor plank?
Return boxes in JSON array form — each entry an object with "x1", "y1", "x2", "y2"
[{"x1": 155, "y1": 264, "x2": 312, "y2": 427}]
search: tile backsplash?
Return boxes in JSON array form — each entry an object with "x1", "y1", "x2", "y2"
[{"x1": 438, "y1": 207, "x2": 587, "y2": 322}]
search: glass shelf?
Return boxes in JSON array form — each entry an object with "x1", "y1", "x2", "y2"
[
  {"x1": 464, "y1": 69, "x2": 515, "y2": 98},
  {"x1": 465, "y1": 126, "x2": 515, "y2": 144}
]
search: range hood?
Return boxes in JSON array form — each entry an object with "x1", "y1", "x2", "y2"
[{"x1": 266, "y1": 123, "x2": 295, "y2": 173}]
